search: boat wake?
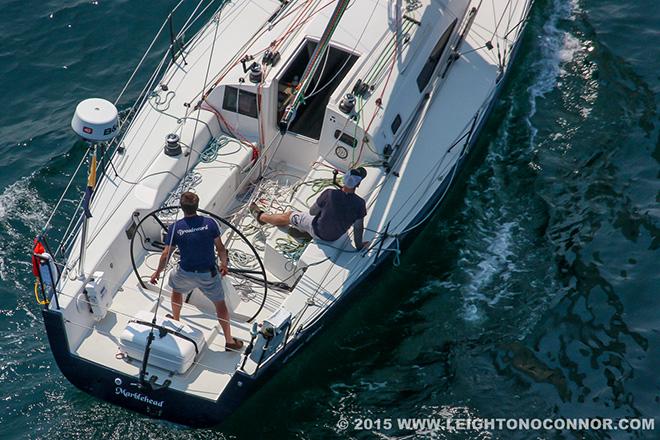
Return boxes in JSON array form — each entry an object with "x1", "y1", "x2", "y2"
[
  {"x1": 455, "y1": 0, "x2": 580, "y2": 324},
  {"x1": 0, "y1": 175, "x2": 50, "y2": 289},
  {"x1": 461, "y1": 221, "x2": 517, "y2": 322},
  {"x1": 527, "y1": 0, "x2": 580, "y2": 147}
]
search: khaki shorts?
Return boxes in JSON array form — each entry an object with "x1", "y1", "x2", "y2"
[
  {"x1": 289, "y1": 211, "x2": 317, "y2": 238},
  {"x1": 168, "y1": 266, "x2": 225, "y2": 302}
]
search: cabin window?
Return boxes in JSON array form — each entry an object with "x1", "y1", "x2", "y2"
[
  {"x1": 334, "y1": 130, "x2": 357, "y2": 148},
  {"x1": 222, "y1": 86, "x2": 259, "y2": 118},
  {"x1": 416, "y1": 19, "x2": 457, "y2": 92},
  {"x1": 391, "y1": 114, "x2": 402, "y2": 135},
  {"x1": 277, "y1": 40, "x2": 359, "y2": 140}
]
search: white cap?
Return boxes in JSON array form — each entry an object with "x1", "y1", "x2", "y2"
[{"x1": 344, "y1": 173, "x2": 363, "y2": 188}]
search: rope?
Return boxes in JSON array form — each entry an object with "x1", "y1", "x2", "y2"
[
  {"x1": 228, "y1": 249, "x2": 259, "y2": 270},
  {"x1": 45, "y1": 0, "x2": 534, "y2": 377},
  {"x1": 136, "y1": 9, "x2": 226, "y2": 385},
  {"x1": 275, "y1": 237, "x2": 307, "y2": 262},
  {"x1": 290, "y1": 175, "x2": 339, "y2": 206},
  {"x1": 34, "y1": 280, "x2": 49, "y2": 305},
  {"x1": 162, "y1": 172, "x2": 203, "y2": 217}
]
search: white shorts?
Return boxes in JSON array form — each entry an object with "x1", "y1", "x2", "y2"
[
  {"x1": 168, "y1": 266, "x2": 225, "y2": 302},
  {"x1": 289, "y1": 211, "x2": 317, "y2": 238}
]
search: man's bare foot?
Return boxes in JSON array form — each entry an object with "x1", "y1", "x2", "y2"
[{"x1": 249, "y1": 203, "x2": 265, "y2": 225}]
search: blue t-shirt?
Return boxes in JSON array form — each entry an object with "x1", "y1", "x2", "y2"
[
  {"x1": 165, "y1": 215, "x2": 221, "y2": 271},
  {"x1": 312, "y1": 189, "x2": 367, "y2": 241}
]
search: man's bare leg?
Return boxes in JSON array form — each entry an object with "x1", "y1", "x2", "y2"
[
  {"x1": 214, "y1": 300, "x2": 235, "y2": 345},
  {"x1": 259, "y1": 211, "x2": 291, "y2": 226},
  {"x1": 171, "y1": 291, "x2": 183, "y2": 320}
]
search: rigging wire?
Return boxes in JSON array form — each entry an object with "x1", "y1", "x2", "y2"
[
  {"x1": 303, "y1": 48, "x2": 353, "y2": 100},
  {"x1": 41, "y1": 145, "x2": 91, "y2": 234},
  {"x1": 47, "y1": 0, "x2": 534, "y2": 372},
  {"x1": 114, "y1": 0, "x2": 189, "y2": 106},
  {"x1": 135, "y1": 9, "x2": 226, "y2": 386}
]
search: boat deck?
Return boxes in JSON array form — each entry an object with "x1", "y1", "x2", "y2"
[
  {"x1": 68, "y1": 160, "x2": 321, "y2": 400},
  {"x1": 73, "y1": 267, "x2": 279, "y2": 400}
]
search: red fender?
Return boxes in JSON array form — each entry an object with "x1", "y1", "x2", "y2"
[{"x1": 32, "y1": 238, "x2": 46, "y2": 277}]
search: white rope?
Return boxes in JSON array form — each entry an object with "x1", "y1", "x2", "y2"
[{"x1": 51, "y1": 0, "x2": 533, "y2": 377}]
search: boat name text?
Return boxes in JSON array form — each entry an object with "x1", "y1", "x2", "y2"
[{"x1": 115, "y1": 387, "x2": 164, "y2": 407}]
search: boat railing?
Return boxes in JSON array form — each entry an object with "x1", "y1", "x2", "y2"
[{"x1": 38, "y1": 0, "x2": 229, "y2": 268}]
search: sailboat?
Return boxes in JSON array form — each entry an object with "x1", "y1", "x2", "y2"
[{"x1": 32, "y1": 0, "x2": 533, "y2": 427}]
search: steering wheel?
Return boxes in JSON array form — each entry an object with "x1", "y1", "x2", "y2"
[{"x1": 129, "y1": 206, "x2": 268, "y2": 323}]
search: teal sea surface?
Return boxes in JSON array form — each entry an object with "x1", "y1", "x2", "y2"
[{"x1": 1, "y1": 0, "x2": 659, "y2": 439}]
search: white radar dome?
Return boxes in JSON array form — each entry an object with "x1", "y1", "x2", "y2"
[{"x1": 71, "y1": 98, "x2": 119, "y2": 142}]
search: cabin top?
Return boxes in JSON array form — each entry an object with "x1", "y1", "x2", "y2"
[{"x1": 197, "y1": 0, "x2": 470, "y2": 169}]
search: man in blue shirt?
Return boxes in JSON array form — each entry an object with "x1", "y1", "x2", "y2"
[
  {"x1": 150, "y1": 192, "x2": 243, "y2": 351},
  {"x1": 250, "y1": 168, "x2": 370, "y2": 250}
]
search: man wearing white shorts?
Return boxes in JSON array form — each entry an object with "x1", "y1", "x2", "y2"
[
  {"x1": 250, "y1": 168, "x2": 370, "y2": 250},
  {"x1": 150, "y1": 192, "x2": 243, "y2": 351},
  {"x1": 288, "y1": 211, "x2": 318, "y2": 238}
]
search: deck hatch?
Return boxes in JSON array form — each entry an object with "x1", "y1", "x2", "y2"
[{"x1": 278, "y1": 40, "x2": 359, "y2": 140}]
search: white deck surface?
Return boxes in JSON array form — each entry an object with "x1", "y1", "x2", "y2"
[
  {"x1": 51, "y1": 0, "x2": 532, "y2": 402},
  {"x1": 74, "y1": 276, "x2": 253, "y2": 400}
]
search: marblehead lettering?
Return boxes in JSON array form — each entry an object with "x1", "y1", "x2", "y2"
[{"x1": 115, "y1": 387, "x2": 164, "y2": 407}]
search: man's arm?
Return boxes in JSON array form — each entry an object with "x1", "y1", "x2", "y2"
[
  {"x1": 150, "y1": 245, "x2": 171, "y2": 284},
  {"x1": 352, "y1": 218, "x2": 369, "y2": 250},
  {"x1": 214, "y1": 236, "x2": 229, "y2": 276}
]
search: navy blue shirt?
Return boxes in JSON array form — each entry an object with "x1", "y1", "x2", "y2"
[
  {"x1": 312, "y1": 189, "x2": 367, "y2": 241},
  {"x1": 165, "y1": 215, "x2": 221, "y2": 271}
]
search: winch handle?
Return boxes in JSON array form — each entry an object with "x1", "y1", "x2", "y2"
[{"x1": 332, "y1": 169, "x2": 341, "y2": 188}]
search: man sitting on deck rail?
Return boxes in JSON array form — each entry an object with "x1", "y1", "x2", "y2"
[
  {"x1": 250, "y1": 167, "x2": 370, "y2": 250},
  {"x1": 150, "y1": 192, "x2": 244, "y2": 351}
]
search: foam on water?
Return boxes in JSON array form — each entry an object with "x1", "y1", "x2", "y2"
[
  {"x1": 458, "y1": 0, "x2": 581, "y2": 323},
  {"x1": 0, "y1": 176, "x2": 47, "y2": 224},
  {"x1": 451, "y1": 98, "x2": 518, "y2": 322},
  {"x1": 527, "y1": 0, "x2": 580, "y2": 147},
  {"x1": 0, "y1": 176, "x2": 50, "y2": 288},
  {"x1": 461, "y1": 222, "x2": 516, "y2": 321}
]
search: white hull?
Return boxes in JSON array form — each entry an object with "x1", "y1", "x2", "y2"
[{"x1": 37, "y1": 0, "x2": 533, "y2": 425}]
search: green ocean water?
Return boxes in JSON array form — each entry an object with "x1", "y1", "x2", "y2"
[{"x1": 1, "y1": 0, "x2": 659, "y2": 439}]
